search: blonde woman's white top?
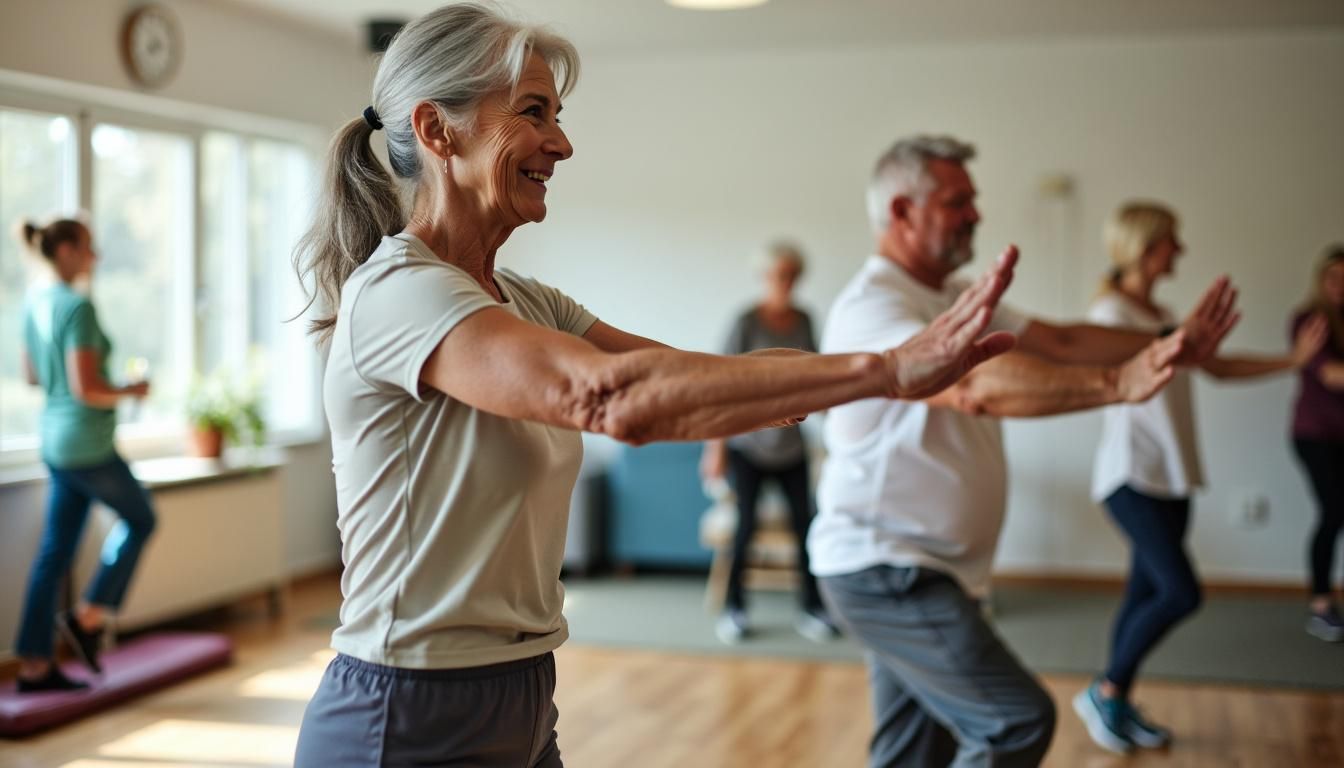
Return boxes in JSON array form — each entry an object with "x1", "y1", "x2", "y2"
[
  {"x1": 1087, "y1": 292, "x2": 1204, "y2": 503},
  {"x1": 324, "y1": 233, "x2": 597, "y2": 669}
]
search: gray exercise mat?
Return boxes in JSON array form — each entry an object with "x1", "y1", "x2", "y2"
[{"x1": 558, "y1": 576, "x2": 1344, "y2": 691}]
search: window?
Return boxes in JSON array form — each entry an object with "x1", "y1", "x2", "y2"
[
  {"x1": 0, "y1": 90, "x2": 322, "y2": 464},
  {"x1": 0, "y1": 108, "x2": 78, "y2": 451},
  {"x1": 91, "y1": 123, "x2": 195, "y2": 433},
  {"x1": 201, "y1": 133, "x2": 317, "y2": 434}
]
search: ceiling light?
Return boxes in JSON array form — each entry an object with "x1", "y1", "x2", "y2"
[{"x1": 666, "y1": 0, "x2": 770, "y2": 10}]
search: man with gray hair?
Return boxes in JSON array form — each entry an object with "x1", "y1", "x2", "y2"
[{"x1": 810, "y1": 135, "x2": 1240, "y2": 766}]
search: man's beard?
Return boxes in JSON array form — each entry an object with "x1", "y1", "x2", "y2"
[
  {"x1": 935, "y1": 226, "x2": 976, "y2": 269},
  {"x1": 936, "y1": 243, "x2": 974, "y2": 270}
]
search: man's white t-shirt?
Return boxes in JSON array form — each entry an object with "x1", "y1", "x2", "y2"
[
  {"x1": 1087, "y1": 292, "x2": 1203, "y2": 502},
  {"x1": 324, "y1": 233, "x2": 597, "y2": 669},
  {"x1": 810, "y1": 256, "x2": 1030, "y2": 597}
]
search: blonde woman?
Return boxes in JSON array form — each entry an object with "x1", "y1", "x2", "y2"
[
  {"x1": 1291, "y1": 245, "x2": 1344, "y2": 643},
  {"x1": 1073, "y1": 202, "x2": 1326, "y2": 754}
]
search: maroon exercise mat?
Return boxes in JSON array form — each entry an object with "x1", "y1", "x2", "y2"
[{"x1": 0, "y1": 632, "x2": 233, "y2": 737}]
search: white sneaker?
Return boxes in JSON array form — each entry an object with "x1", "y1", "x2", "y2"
[
  {"x1": 715, "y1": 609, "x2": 747, "y2": 644},
  {"x1": 794, "y1": 610, "x2": 840, "y2": 643},
  {"x1": 1306, "y1": 609, "x2": 1344, "y2": 643}
]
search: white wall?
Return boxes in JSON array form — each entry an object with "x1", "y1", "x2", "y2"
[
  {"x1": 0, "y1": 0, "x2": 372, "y2": 129},
  {"x1": 503, "y1": 30, "x2": 1344, "y2": 583}
]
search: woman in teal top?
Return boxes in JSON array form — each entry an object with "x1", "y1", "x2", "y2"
[{"x1": 14, "y1": 218, "x2": 156, "y2": 692}]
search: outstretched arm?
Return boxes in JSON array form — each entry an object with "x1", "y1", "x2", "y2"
[
  {"x1": 1017, "y1": 277, "x2": 1240, "y2": 366},
  {"x1": 1203, "y1": 314, "x2": 1328, "y2": 380},
  {"x1": 925, "y1": 332, "x2": 1184, "y2": 418},
  {"x1": 1016, "y1": 320, "x2": 1156, "y2": 366},
  {"x1": 421, "y1": 249, "x2": 1019, "y2": 444}
]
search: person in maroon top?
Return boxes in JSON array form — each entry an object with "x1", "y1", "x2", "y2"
[{"x1": 1292, "y1": 244, "x2": 1344, "y2": 643}]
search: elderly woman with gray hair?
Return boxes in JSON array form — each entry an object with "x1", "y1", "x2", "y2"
[
  {"x1": 290, "y1": 5, "x2": 1021, "y2": 765},
  {"x1": 701, "y1": 242, "x2": 838, "y2": 645}
]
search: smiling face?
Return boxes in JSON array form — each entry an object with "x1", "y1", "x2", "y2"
[
  {"x1": 903, "y1": 158, "x2": 981, "y2": 274},
  {"x1": 452, "y1": 53, "x2": 573, "y2": 227}
]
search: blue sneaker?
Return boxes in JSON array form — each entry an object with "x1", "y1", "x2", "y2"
[
  {"x1": 1122, "y1": 701, "x2": 1172, "y2": 748},
  {"x1": 1072, "y1": 680, "x2": 1133, "y2": 754}
]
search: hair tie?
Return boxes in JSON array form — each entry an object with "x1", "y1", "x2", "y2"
[{"x1": 363, "y1": 106, "x2": 383, "y2": 131}]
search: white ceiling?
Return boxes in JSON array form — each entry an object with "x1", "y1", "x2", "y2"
[{"x1": 225, "y1": 0, "x2": 1344, "y2": 53}]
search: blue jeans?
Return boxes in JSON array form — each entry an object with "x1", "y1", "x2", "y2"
[
  {"x1": 820, "y1": 566, "x2": 1056, "y2": 768},
  {"x1": 1103, "y1": 485, "x2": 1201, "y2": 696},
  {"x1": 14, "y1": 454, "x2": 157, "y2": 659}
]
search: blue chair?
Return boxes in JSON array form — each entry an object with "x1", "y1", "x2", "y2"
[{"x1": 605, "y1": 442, "x2": 713, "y2": 569}]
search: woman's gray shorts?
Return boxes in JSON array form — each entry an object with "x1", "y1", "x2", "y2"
[{"x1": 294, "y1": 652, "x2": 561, "y2": 767}]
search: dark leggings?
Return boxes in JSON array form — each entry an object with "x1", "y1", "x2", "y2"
[
  {"x1": 724, "y1": 449, "x2": 821, "y2": 612},
  {"x1": 1103, "y1": 485, "x2": 1202, "y2": 696},
  {"x1": 1292, "y1": 439, "x2": 1344, "y2": 597}
]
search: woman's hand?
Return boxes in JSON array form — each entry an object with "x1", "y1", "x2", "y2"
[
  {"x1": 1292, "y1": 314, "x2": 1329, "y2": 368},
  {"x1": 121, "y1": 381, "x2": 151, "y2": 399},
  {"x1": 881, "y1": 246, "x2": 1019, "y2": 400},
  {"x1": 1176, "y1": 277, "x2": 1240, "y2": 365}
]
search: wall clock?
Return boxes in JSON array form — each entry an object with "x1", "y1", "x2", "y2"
[{"x1": 121, "y1": 5, "x2": 182, "y2": 89}]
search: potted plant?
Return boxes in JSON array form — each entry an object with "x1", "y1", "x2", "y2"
[{"x1": 186, "y1": 371, "x2": 266, "y2": 458}]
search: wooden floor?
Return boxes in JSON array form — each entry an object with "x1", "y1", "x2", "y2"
[{"x1": 3, "y1": 575, "x2": 1341, "y2": 768}]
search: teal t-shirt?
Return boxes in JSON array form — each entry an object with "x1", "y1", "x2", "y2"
[{"x1": 22, "y1": 282, "x2": 118, "y2": 469}]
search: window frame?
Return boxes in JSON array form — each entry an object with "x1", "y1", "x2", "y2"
[{"x1": 0, "y1": 73, "x2": 328, "y2": 470}]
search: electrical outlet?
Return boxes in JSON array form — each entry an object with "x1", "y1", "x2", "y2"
[{"x1": 1231, "y1": 491, "x2": 1270, "y2": 529}]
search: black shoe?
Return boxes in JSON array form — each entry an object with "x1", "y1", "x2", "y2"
[
  {"x1": 58, "y1": 610, "x2": 104, "y2": 674},
  {"x1": 16, "y1": 665, "x2": 89, "y2": 693}
]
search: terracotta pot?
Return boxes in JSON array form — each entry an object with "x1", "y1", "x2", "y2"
[{"x1": 188, "y1": 427, "x2": 225, "y2": 458}]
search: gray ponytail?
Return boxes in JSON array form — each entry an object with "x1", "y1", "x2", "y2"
[
  {"x1": 293, "y1": 2, "x2": 579, "y2": 345},
  {"x1": 293, "y1": 118, "x2": 404, "y2": 343}
]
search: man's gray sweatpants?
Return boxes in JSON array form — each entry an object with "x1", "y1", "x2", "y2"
[
  {"x1": 294, "y1": 651, "x2": 561, "y2": 767},
  {"x1": 820, "y1": 566, "x2": 1056, "y2": 768}
]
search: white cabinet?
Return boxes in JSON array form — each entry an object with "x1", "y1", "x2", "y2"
[{"x1": 73, "y1": 456, "x2": 288, "y2": 631}]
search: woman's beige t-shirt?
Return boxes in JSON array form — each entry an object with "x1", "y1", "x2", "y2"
[{"x1": 324, "y1": 233, "x2": 597, "y2": 669}]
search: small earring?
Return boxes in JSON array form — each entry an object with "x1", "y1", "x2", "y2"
[{"x1": 443, "y1": 157, "x2": 449, "y2": 175}]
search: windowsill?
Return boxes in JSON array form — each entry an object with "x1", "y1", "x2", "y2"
[
  {"x1": 131, "y1": 446, "x2": 286, "y2": 490},
  {"x1": 0, "y1": 441, "x2": 308, "y2": 490}
]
